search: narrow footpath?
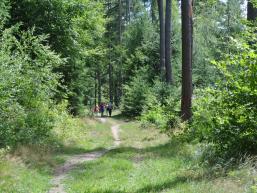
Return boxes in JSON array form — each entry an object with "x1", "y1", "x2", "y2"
[{"x1": 48, "y1": 117, "x2": 120, "y2": 193}]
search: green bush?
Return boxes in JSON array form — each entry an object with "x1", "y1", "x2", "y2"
[
  {"x1": 121, "y1": 69, "x2": 150, "y2": 117},
  {"x1": 141, "y1": 80, "x2": 183, "y2": 133},
  {"x1": 0, "y1": 0, "x2": 9, "y2": 30},
  {"x1": 0, "y1": 26, "x2": 62, "y2": 147},
  {"x1": 192, "y1": 33, "x2": 257, "y2": 156}
]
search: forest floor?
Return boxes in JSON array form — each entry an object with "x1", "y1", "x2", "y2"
[{"x1": 0, "y1": 113, "x2": 256, "y2": 193}]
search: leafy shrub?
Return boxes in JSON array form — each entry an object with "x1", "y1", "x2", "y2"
[
  {"x1": 0, "y1": 26, "x2": 62, "y2": 147},
  {"x1": 192, "y1": 33, "x2": 257, "y2": 156}
]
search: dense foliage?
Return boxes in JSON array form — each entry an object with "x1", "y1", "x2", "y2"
[
  {"x1": 0, "y1": 26, "x2": 62, "y2": 147},
  {"x1": 0, "y1": 0, "x2": 105, "y2": 147},
  {"x1": 192, "y1": 32, "x2": 257, "y2": 155}
]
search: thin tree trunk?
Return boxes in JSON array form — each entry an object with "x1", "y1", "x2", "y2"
[
  {"x1": 109, "y1": 61, "x2": 113, "y2": 103},
  {"x1": 128, "y1": 0, "x2": 131, "y2": 22},
  {"x1": 151, "y1": 0, "x2": 157, "y2": 23},
  {"x1": 97, "y1": 70, "x2": 101, "y2": 105},
  {"x1": 165, "y1": 0, "x2": 172, "y2": 84},
  {"x1": 119, "y1": 0, "x2": 122, "y2": 42},
  {"x1": 181, "y1": 0, "x2": 193, "y2": 121},
  {"x1": 108, "y1": 0, "x2": 113, "y2": 103},
  {"x1": 117, "y1": 0, "x2": 123, "y2": 106},
  {"x1": 247, "y1": 0, "x2": 257, "y2": 21},
  {"x1": 157, "y1": 0, "x2": 165, "y2": 76},
  {"x1": 95, "y1": 71, "x2": 97, "y2": 107}
]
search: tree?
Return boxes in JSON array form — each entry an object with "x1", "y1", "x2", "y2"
[
  {"x1": 165, "y1": 0, "x2": 172, "y2": 84},
  {"x1": 151, "y1": 0, "x2": 157, "y2": 22},
  {"x1": 247, "y1": 0, "x2": 257, "y2": 21},
  {"x1": 157, "y1": 0, "x2": 165, "y2": 76},
  {"x1": 181, "y1": 0, "x2": 193, "y2": 121}
]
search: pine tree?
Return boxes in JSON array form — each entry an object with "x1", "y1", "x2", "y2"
[{"x1": 181, "y1": 0, "x2": 193, "y2": 121}]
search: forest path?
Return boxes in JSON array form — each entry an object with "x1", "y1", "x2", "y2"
[{"x1": 48, "y1": 117, "x2": 120, "y2": 193}]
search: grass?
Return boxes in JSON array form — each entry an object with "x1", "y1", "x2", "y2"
[
  {"x1": 0, "y1": 155, "x2": 51, "y2": 193},
  {"x1": 0, "y1": 116, "x2": 256, "y2": 193},
  {"x1": 65, "y1": 119, "x2": 257, "y2": 193},
  {"x1": 54, "y1": 117, "x2": 114, "y2": 154},
  {"x1": 0, "y1": 116, "x2": 113, "y2": 193}
]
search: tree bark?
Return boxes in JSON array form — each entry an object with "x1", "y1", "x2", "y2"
[
  {"x1": 157, "y1": 0, "x2": 165, "y2": 76},
  {"x1": 109, "y1": 61, "x2": 113, "y2": 103},
  {"x1": 247, "y1": 0, "x2": 257, "y2": 21},
  {"x1": 118, "y1": 0, "x2": 123, "y2": 106},
  {"x1": 107, "y1": 0, "x2": 113, "y2": 103},
  {"x1": 181, "y1": 0, "x2": 193, "y2": 121},
  {"x1": 97, "y1": 70, "x2": 102, "y2": 105},
  {"x1": 151, "y1": 0, "x2": 157, "y2": 23},
  {"x1": 126, "y1": 0, "x2": 130, "y2": 23},
  {"x1": 128, "y1": 0, "x2": 131, "y2": 22},
  {"x1": 119, "y1": 0, "x2": 122, "y2": 42},
  {"x1": 165, "y1": 0, "x2": 172, "y2": 84},
  {"x1": 95, "y1": 71, "x2": 97, "y2": 107}
]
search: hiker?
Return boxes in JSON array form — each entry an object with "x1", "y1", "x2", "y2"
[
  {"x1": 107, "y1": 102, "x2": 113, "y2": 117},
  {"x1": 100, "y1": 103, "x2": 105, "y2": 117}
]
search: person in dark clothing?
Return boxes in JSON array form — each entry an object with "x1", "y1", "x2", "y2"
[
  {"x1": 107, "y1": 102, "x2": 113, "y2": 117},
  {"x1": 100, "y1": 103, "x2": 105, "y2": 117}
]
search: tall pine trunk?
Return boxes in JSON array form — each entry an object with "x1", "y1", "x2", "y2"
[
  {"x1": 165, "y1": 0, "x2": 172, "y2": 84},
  {"x1": 151, "y1": 0, "x2": 157, "y2": 23},
  {"x1": 127, "y1": 0, "x2": 131, "y2": 22},
  {"x1": 107, "y1": 0, "x2": 113, "y2": 103},
  {"x1": 97, "y1": 70, "x2": 102, "y2": 105},
  {"x1": 117, "y1": 0, "x2": 123, "y2": 105},
  {"x1": 95, "y1": 71, "x2": 97, "y2": 107},
  {"x1": 157, "y1": 0, "x2": 165, "y2": 76},
  {"x1": 109, "y1": 57, "x2": 113, "y2": 103},
  {"x1": 247, "y1": 0, "x2": 257, "y2": 21},
  {"x1": 181, "y1": 0, "x2": 193, "y2": 121},
  {"x1": 119, "y1": 0, "x2": 122, "y2": 43}
]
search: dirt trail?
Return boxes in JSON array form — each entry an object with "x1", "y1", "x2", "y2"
[
  {"x1": 48, "y1": 117, "x2": 120, "y2": 193},
  {"x1": 111, "y1": 124, "x2": 121, "y2": 146}
]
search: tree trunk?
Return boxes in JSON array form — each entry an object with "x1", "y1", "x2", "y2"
[
  {"x1": 119, "y1": 0, "x2": 122, "y2": 42},
  {"x1": 95, "y1": 71, "x2": 97, "y2": 107},
  {"x1": 107, "y1": 0, "x2": 113, "y2": 103},
  {"x1": 109, "y1": 62, "x2": 113, "y2": 103},
  {"x1": 126, "y1": 0, "x2": 131, "y2": 23},
  {"x1": 128, "y1": 0, "x2": 131, "y2": 22},
  {"x1": 118, "y1": 0, "x2": 123, "y2": 106},
  {"x1": 157, "y1": 0, "x2": 165, "y2": 76},
  {"x1": 165, "y1": 0, "x2": 172, "y2": 84},
  {"x1": 247, "y1": 0, "x2": 257, "y2": 21},
  {"x1": 97, "y1": 70, "x2": 102, "y2": 105},
  {"x1": 181, "y1": 0, "x2": 193, "y2": 121},
  {"x1": 151, "y1": 0, "x2": 157, "y2": 23}
]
